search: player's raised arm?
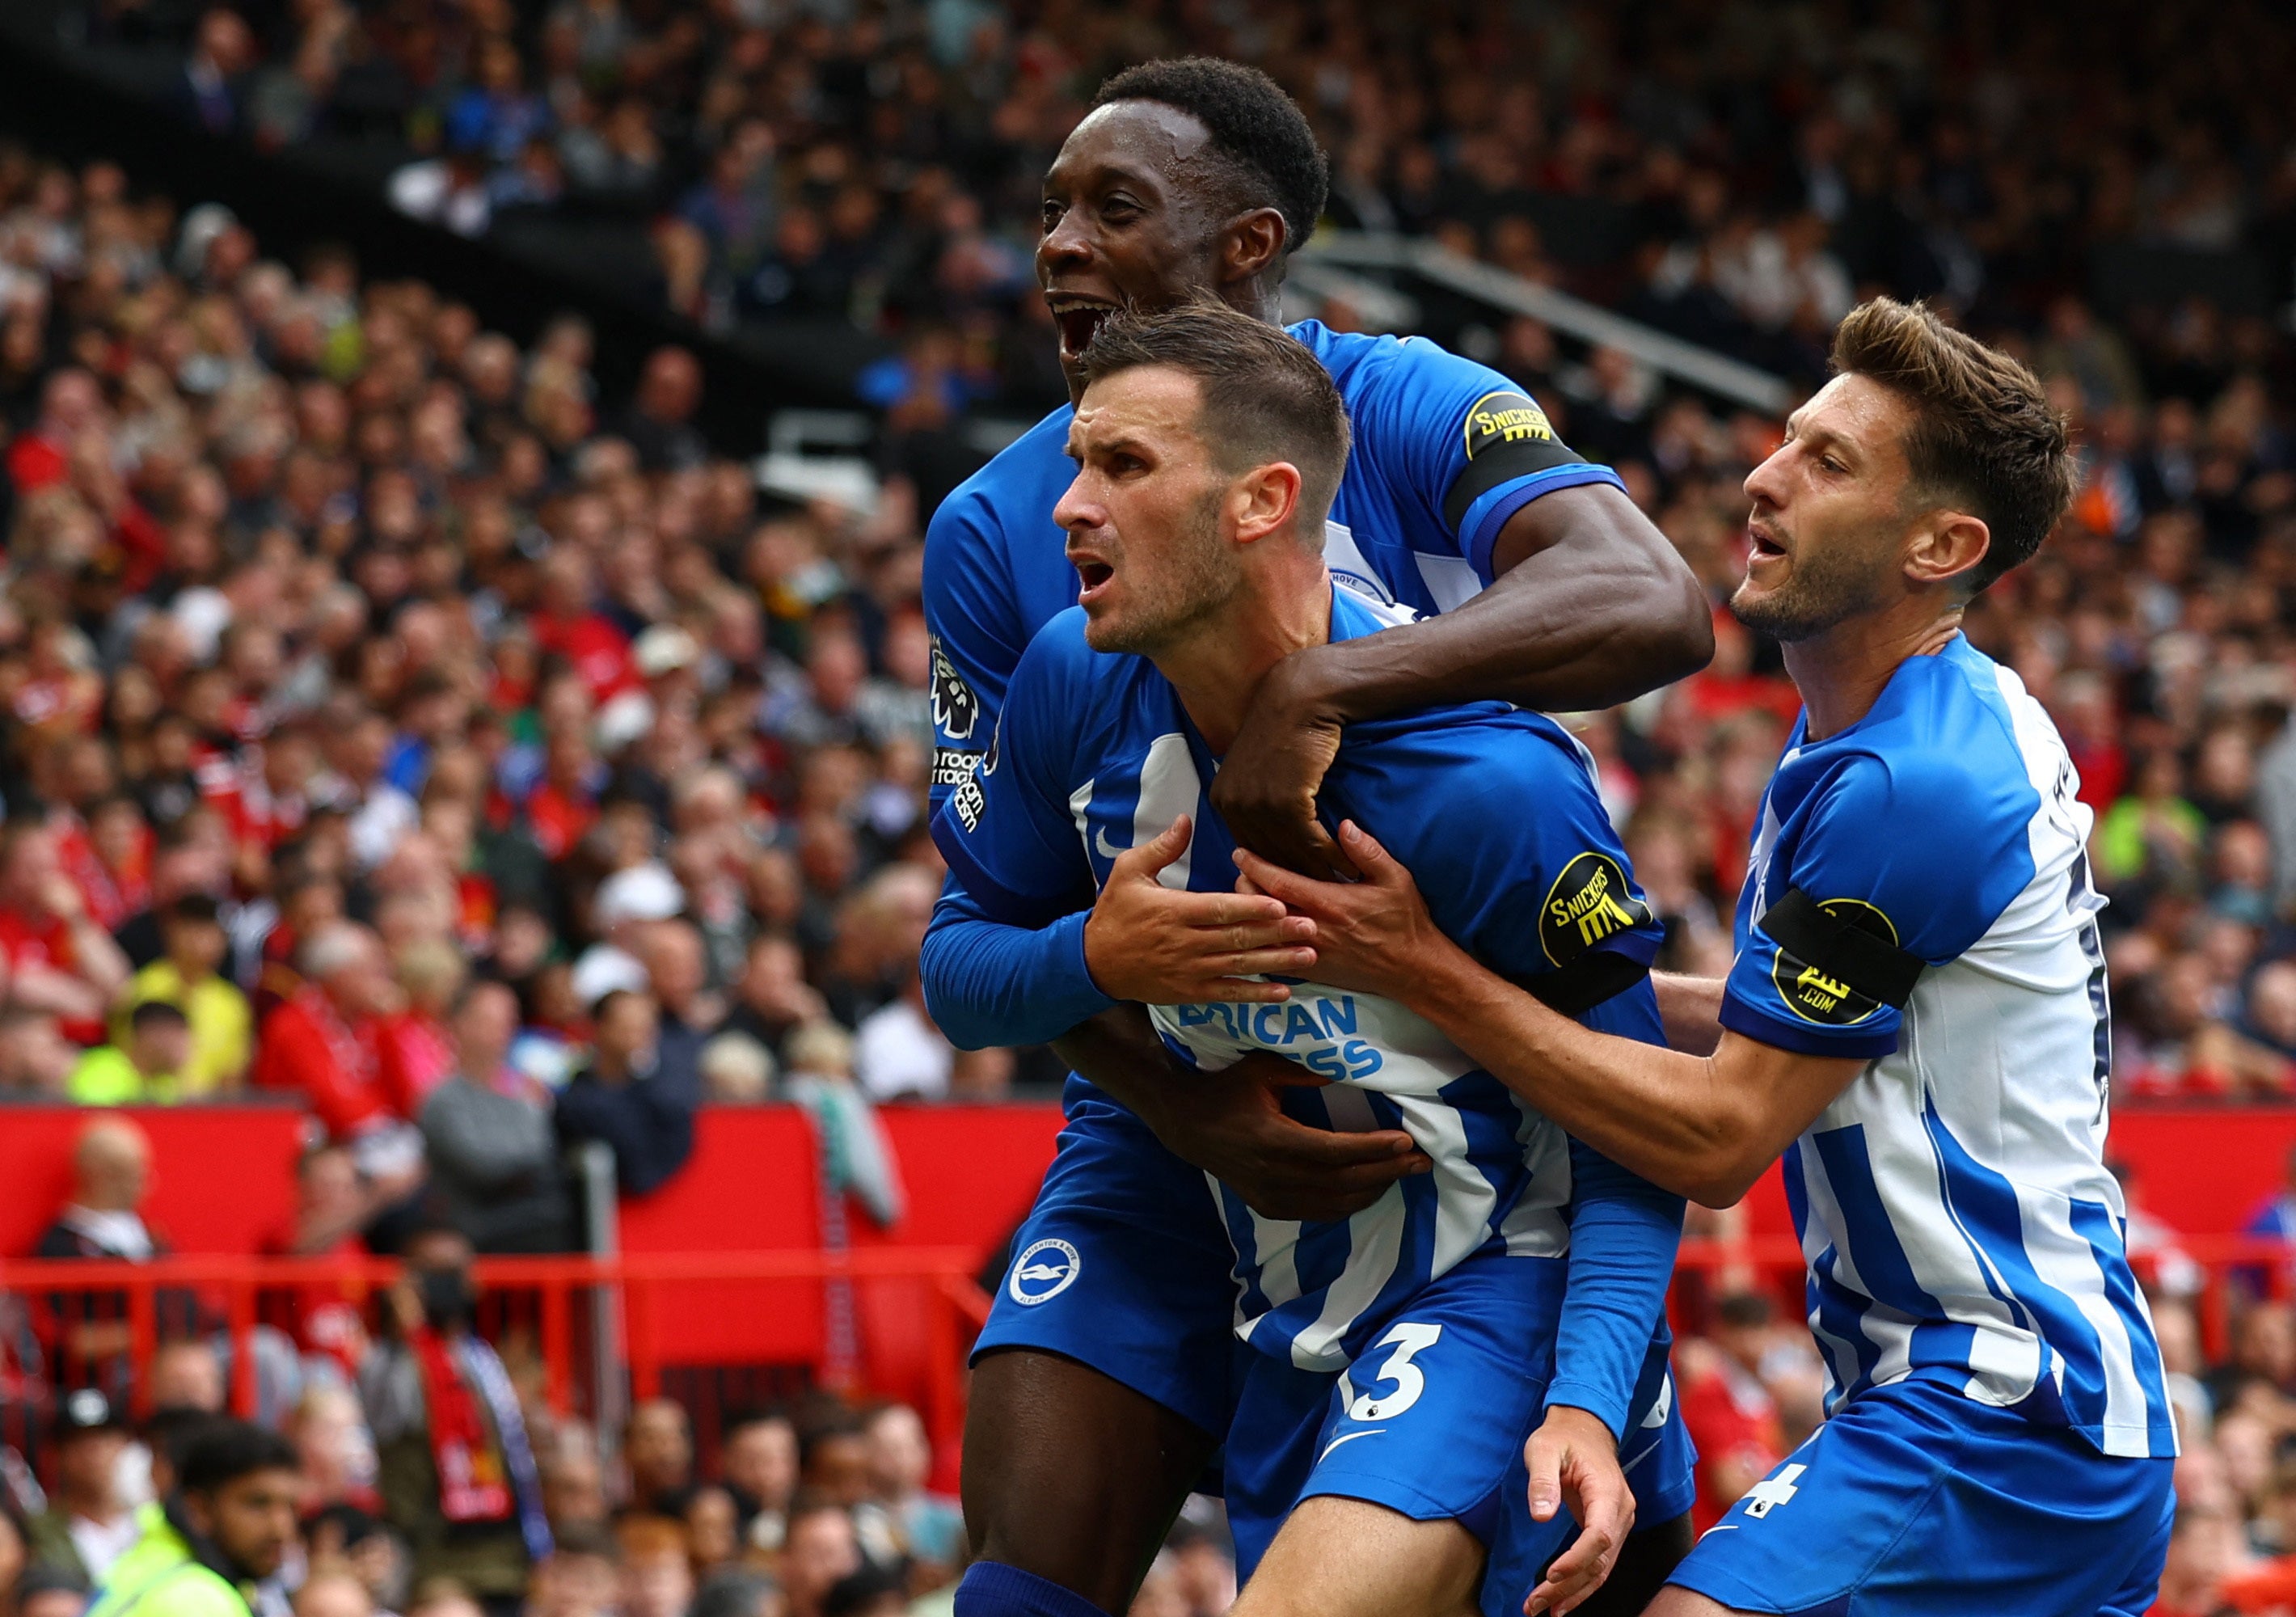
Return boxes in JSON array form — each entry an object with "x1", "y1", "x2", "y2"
[{"x1": 1212, "y1": 358, "x2": 1711, "y2": 878}]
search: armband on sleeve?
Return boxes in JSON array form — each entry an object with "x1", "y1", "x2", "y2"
[{"x1": 1758, "y1": 887, "x2": 1927, "y2": 1021}]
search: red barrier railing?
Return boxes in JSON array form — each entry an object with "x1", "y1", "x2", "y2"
[
  {"x1": 0, "y1": 1251, "x2": 994, "y2": 1474},
  {"x1": 5, "y1": 1231, "x2": 2281, "y2": 1476}
]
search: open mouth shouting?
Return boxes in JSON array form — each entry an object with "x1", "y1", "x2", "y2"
[
  {"x1": 1072, "y1": 554, "x2": 1116, "y2": 603},
  {"x1": 1747, "y1": 517, "x2": 1790, "y2": 564},
  {"x1": 1048, "y1": 294, "x2": 1121, "y2": 361}
]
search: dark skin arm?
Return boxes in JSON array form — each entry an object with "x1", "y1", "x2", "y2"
[
  {"x1": 1210, "y1": 481, "x2": 1712, "y2": 878},
  {"x1": 1051, "y1": 1004, "x2": 1433, "y2": 1225}
]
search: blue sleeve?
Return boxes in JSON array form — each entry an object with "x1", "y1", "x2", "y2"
[
  {"x1": 1547, "y1": 1139, "x2": 1685, "y2": 1438},
  {"x1": 1346, "y1": 332, "x2": 1628, "y2": 585},
  {"x1": 1344, "y1": 715, "x2": 1663, "y2": 984},
  {"x1": 1721, "y1": 748, "x2": 2038, "y2": 1059},
  {"x1": 920, "y1": 614, "x2": 1109, "y2": 1047},
  {"x1": 920, "y1": 880, "x2": 1110, "y2": 1050},
  {"x1": 922, "y1": 487, "x2": 1027, "y2": 815}
]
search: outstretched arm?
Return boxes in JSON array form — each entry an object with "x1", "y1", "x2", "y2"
[
  {"x1": 1211, "y1": 483, "x2": 1711, "y2": 877},
  {"x1": 1237, "y1": 824, "x2": 1865, "y2": 1207}
]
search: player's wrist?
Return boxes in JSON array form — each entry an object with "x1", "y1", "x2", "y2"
[{"x1": 1538, "y1": 1400, "x2": 1622, "y2": 1450}]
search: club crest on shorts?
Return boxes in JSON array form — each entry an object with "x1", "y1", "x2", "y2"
[
  {"x1": 1540, "y1": 852, "x2": 1652, "y2": 965},
  {"x1": 1007, "y1": 1238, "x2": 1081, "y2": 1306},
  {"x1": 1772, "y1": 899, "x2": 1896, "y2": 1025}
]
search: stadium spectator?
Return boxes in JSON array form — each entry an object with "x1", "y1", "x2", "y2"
[
  {"x1": 716, "y1": 1409, "x2": 798, "y2": 1553},
  {"x1": 681, "y1": 1485, "x2": 740, "y2": 1578},
  {"x1": 145, "y1": 1340, "x2": 225, "y2": 1416},
  {"x1": 620, "y1": 1400, "x2": 693, "y2": 1516},
  {"x1": 417, "y1": 980, "x2": 575, "y2": 1254},
  {"x1": 24, "y1": 1389, "x2": 136, "y2": 1585},
  {"x1": 116, "y1": 893, "x2": 253, "y2": 1095},
  {"x1": 858, "y1": 1404, "x2": 959, "y2": 1569},
  {"x1": 251, "y1": 925, "x2": 424, "y2": 1198},
  {"x1": 32, "y1": 1117, "x2": 205, "y2": 1383},
  {"x1": 525, "y1": 1525, "x2": 619, "y2": 1617},
  {"x1": 776, "y1": 1499, "x2": 860, "y2": 1617},
  {"x1": 0, "y1": 825, "x2": 131, "y2": 1044},
  {"x1": 358, "y1": 1221, "x2": 550, "y2": 1607},
  {"x1": 614, "y1": 1514, "x2": 694, "y2": 1617},
  {"x1": 66, "y1": 1000, "x2": 192, "y2": 1105},
  {"x1": 88, "y1": 1421, "x2": 300, "y2": 1617},
  {"x1": 555, "y1": 989, "x2": 698, "y2": 1197},
  {"x1": 1674, "y1": 1292, "x2": 1790, "y2": 1533}
]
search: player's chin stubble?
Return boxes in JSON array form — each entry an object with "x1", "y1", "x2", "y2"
[
  {"x1": 1083, "y1": 490, "x2": 1236, "y2": 657},
  {"x1": 1731, "y1": 537, "x2": 1891, "y2": 644}
]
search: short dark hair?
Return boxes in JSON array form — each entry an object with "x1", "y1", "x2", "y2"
[
  {"x1": 176, "y1": 1421, "x2": 298, "y2": 1495},
  {"x1": 823, "y1": 1565, "x2": 908, "y2": 1617},
  {"x1": 128, "y1": 1000, "x2": 190, "y2": 1034},
  {"x1": 1081, "y1": 301, "x2": 1351, "y2": 530},
  {"x1": 164, "y1": 893, "x2": 222, "y2": 927},
  {"x1": 1094, "y1": 58, "x2": 1328, "y2": 259},
  {"x1": 1828, "y1": 298, "x2": 2074, "y2": 595}
]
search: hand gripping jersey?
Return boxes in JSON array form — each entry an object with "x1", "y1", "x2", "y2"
[
  {"x1": 1721, "y1": 633, "x2": 2176, "y2": 1460},
  {"x1": 922, "y1": 589, "x2": 1682, "y2": 1422},
  {"x1": 923, "y1": 320, "x2": 1626, "y2": 807}
]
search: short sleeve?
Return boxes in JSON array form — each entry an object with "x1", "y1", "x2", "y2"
[
  {"x1": 1721, "y1": 752, "x2": 2038, "y2": 1058},
  {"x1": 927, "y1": 612, "x2": 1096, "y2": 930},
  {"x1": 1346, "y1": 336, "x2": 1628, "y2": 585},
  {"x1": 922, "y1": 487, "x2": 1027, "y2": 815}
]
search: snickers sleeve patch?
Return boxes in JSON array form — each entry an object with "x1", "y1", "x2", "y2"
[{"x1": 1441, "y1": 390, "x2": 1591, "y2": 532}]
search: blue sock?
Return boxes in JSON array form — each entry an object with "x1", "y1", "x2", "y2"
[{"x1": 954, "y1": 1561, "x2": 1114, "y2": 1617}]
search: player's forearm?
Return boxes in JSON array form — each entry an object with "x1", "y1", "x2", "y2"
[
  {"x1": 1405, "y1": 944, "x2": 1761, "y2": 1205},
  {"x1": 1047, "y1": 1003, "x2": 1188, "y2": 1126},
  {"x1": 1299, "y1": 506, "x2": 1710, "y2": 721},
  {"x1": 1652, "y1": 971, "x2": 1726, "y2": 1054},
  {"x1": 1549, "y1": 1140, "x2": 1684, "y2": 1439},
  {"x1": 919, "y1": 901, "x2": 1112, "y2": 1051}
]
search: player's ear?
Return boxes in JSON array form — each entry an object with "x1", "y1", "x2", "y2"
[
  {"x1": 1231, "y1": 461, "x2": 1302, "y2": 546},
  {"x1": 1905, "y1": 509, "x2": 1990, "y2": 591},
  {"x1": 1222, "y1": 207, "x2": 1286, "y2": 286}
]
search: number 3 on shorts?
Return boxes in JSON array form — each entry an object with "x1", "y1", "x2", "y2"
[{"x1": 1348, "y1": 1321, "x2": 1443, "y2": 1421}]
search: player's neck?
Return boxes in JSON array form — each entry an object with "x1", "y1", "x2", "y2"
[
  {"x1": 1783, "y1": 599, "x2": 1965, "y2": 742},
  {"x1": 1153, "y1": 562, "x2": 1332, "y2": 754}
]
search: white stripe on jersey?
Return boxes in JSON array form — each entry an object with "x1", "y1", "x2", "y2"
[
  {"x1": 1781, "y1": 656, "x2": 2171, "y2": 1457},
  {"x1": 1133, "y1": 733, "x2": 1199, "y2": 889}
]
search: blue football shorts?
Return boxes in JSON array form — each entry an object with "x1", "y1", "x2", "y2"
[
  {"x1": 974, "y1": 1075, "x2": 1697, "y2": 1570},
  {"x1": 972, "y1": 1077, "x2": 1242, "y2": 1437},
  {"x1": 1223, "y1": 1249, "x2": 1695, "y2": 1617},
  {"x1": 1667, "y1": 1374, "x2": 2176, "y2": 1617}
]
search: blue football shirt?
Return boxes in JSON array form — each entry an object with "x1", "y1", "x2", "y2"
[{"x1": 922, "y1": 319, "x2": 1626, "y2": 807}]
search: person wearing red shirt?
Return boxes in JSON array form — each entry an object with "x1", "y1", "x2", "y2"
[
  {"x1": 5, "y1": 369, "x2": 104, "y2": 496},
  {"x1": 530, "y1": 546, "x2": 639, "y2": 702},
  {"x1": 251, "y1": 923, "x2": 423, "y2": 1198},
  {"x1": 1676, "y1": 1291, "x2": 1790, "y2": 1532},
  {"x1": 0, "y1": 823, "x2": 130, "y2": 1046}
]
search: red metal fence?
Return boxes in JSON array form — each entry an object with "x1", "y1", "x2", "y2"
[
  {"x1": 2, "y1": 1231, "x2": 2279, "y2": 1490},
  {"x1": 0, "y1": 1251, "x2": 994, "y2": 1488}
]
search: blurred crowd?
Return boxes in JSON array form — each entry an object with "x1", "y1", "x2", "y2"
[
  {"x1": 0, "y1": 1205, "x2": 1081, "y2": 1617},
  {"x1": 70, "y1": 2, "x2": 2296, "y2": 395},
  {"x1": 0, "y1": 140, "x2": 1028, "y2": 1253}
]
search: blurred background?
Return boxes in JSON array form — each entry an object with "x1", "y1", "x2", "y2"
[{"x1": 0, "y1": 2, "x2": 2287, "y2": 1615}]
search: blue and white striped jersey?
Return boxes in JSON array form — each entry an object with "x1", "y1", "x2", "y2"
[
  {"x1": 924, "y1": 589, "x2": 1681, "y2": 1410},
  {"x1": 1723, "y1": 634, "x2": 2176, "y2": 1460},
  {"x1": 922, "y1": 320, "x2": 1627, "y2": 810}
]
